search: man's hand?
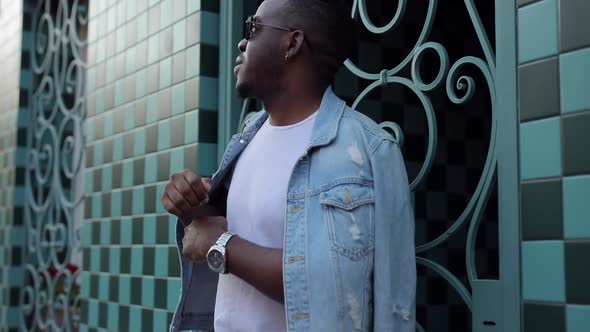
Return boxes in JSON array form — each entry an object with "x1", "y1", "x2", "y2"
[
  {"x1": 182, "y1": 216, "x2": 228, "y2": 262},
  {"x1": 161, "y1": 169, "x2": 212, "y2": 223}
]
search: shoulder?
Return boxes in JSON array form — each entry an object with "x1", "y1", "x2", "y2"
[{"x1": 339, "y1": 105, "x2": 398, "y2": 147}]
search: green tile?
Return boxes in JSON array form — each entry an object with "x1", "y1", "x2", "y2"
[
  {"x1": 154, "y1": 309, "x2": 169, "y2": 332},
  {"x1": 523, "y1": 303, "x2": 565, "y2": 332},
  {"x1": 167, "y1": 278, "x2": 181, "y2": 311},
  {"x1": 520, "y1": 117, "x2": 561, "y2": 180},
  {"x1": 170, "y1": 148, "x2": 185, "y2": 174},
  {"x1": 93, "y1": 142, "x2": 104, "y2": 166},
  {"x1": 156, "y1": 183, "x2": 168, "y2": 214},
  {"x1": 567, "y1": 305, "x2": 590, "y2": 332},
  {"x1": 131, "y1": 247, "x2": 143, "y2": 275},
  {"x1": 101, "y1": 165, "x2": 112, "y2": 191},
  {"x1": 159, "y1": 56, "x2": 172, "y2": 89},
  {"x1": 111, "y1": 191, "x2": 122, "y2": 217},
  {"x1": 522, "y1": 240, "x2": 565, "y2": 301},
  {"x1": 81, "y1": 272, "x2": 90, "y2": 298},
  {"x1": 91, "y1": 247, "x2": 101, "y2": 272},
  {"x1": 560, "y1": 48, "x2": 590, "y2": 113},
  {"x1": 187, "y1": 0, "x2": 200, "y2": 14},
  {"x1": 122, "y1": 160, "x2": 134, "y2": 188},
  {"x1": 566, "y1": 242, "x2": 590, "y2": 304},
  {"x1": 172, "y1": 83, "x2": 186, "y2": 116},
  {"x1": 563, "y1": 112, "x2": 590, "y2": 175},
  {"x1": 143, "y1": 215, "x2": 157, "y2": 244},
  {"x1": 560, "y1": 0, "x2": 590, "y2": 52},
  {"x1": 142, "y1": 277, "x2": 155, "y2": 307},
  {"x1": 98, "y1": 274, "x2": 109, "y2": 301},
  {"x1": 173, "y1": 19, "x2": 186, "y2": 53},
  {"x1": 109, "y1": 247, "x2": 120, "y2": 274},
  {"x1": 519, "y1": 57, "x2": 560, "y2": 121},
  {"x1": 155, "y1": 246, "x2": 169, "y2": 277},
  {"x1": 88, "y1": 299, "x2": 98, "y2": 327},
  {"x1": 100, "y1": 220, "x2": 111, "y2": 244},
  {"x1": 518, "y1": 0, "x2": 558, "y2": 63},
  {"x1": 121, "y1": 218, "x2": 133, "y2": 245},
  {"x1": 130, "y1": 305, "x2": 143, "y2": 330},
  {"x1": 107, "y1": 303, "x2": 119, "y2": 332},
  {"x1": 114, "y1": 79, "x2": 126, "y2": 107},
  {"x1": 563, "y1": 176, "x2": 590, "y2": 239},
  {"x1": 119, "y1": 275, "x2": 131, "y2": 305}
]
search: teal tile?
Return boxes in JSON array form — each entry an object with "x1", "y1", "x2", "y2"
[
  {"x1": 154, "y1": 309, "x2": 169, "y2": 332},
  {"x1": 200, "y1": 76, "x2": 219, "y2": 110},
  {"x1": 142, "y1": 277, "x2": 155, "y2": 307},
  {"x1": 80, "y1": 222, "x2": 92, "y2": 246},
  {"x1": 124, "y1": 108, "x2": 136, "y2": 132},
  {"x1": 159, "y1": 57, "x2": 172, "y2": 89},
  {"x1": 186, "y1": 44, "x2": 200, "y2": 78},
  {"x1": 144, "y1": 154, "x2": 158, "y2": 183},
  {"x1": 100, "y1": 220, "x2": 111, "y2": 244},
  {"x1": 156, "y1": 183, "x2": 168, "y2": 214},
  {"x1": 98, "y1": 275, "x2": 109, "y2": 301},
  {"x1": 518, "y1": 0, "x2": 558, "y2": 63},
  {"x1": 122, "y1": 160, "x2": 133, "y2": 188},
  {"x1": 146, "y1": 93, "x2": 159, "y2": 124},
  {"x1": 114, "y1": 80, "x2": 126, "y2": 107},
  {"x1": 131, "y1": 247, "x2": 143, "y2": 274},
  {"x1": 125, "y1": 46, "x2": 137, "y2": 75},
  {"x1": 197, "y1": 143, "x2": 218, "y2": 176},
  {"x1": 136, "y1": 12, "x2": 148, "y2": 41},
  {"x1": 130, "y1": 305, "x2": 143, "y2": 331},
  {"x1": 95, "y1": 89, "x2": 105, "y2": 114},
  {"x1": 200, "y1": 11, "x2": 220, "y2": 46},
  {"x1": 523, "y1": 303, "x2": 565, "y2": 332},
  {"x1": 560, "y1": 48, "x2": 590, "y2": 114},
  {"x1": 170, "y1": 148, "x2": 185, "y2": 174},
  {"x1": 567, "y1": 305, "x2": 590, "y2": 332},
  {"x1": 126, "y1": 0, "x2": 137, "y2": 21},
  {"x1": 132, "y1": 187, "x2": 145, "y2": 215},
  {"x1": 119, "y1": 275, "x2": 131, "y2": 304},
  {"x1": 187, "y1": 0, "x2": 200, "y2": 13},
  {"x1": 167, "y1": 278, "x2": 181, "y2": 311},
  {"x1": 109, "y1": 247, "x2": 120, "y2": 273},
  {"x1": 113, "y1": 136, "x2": 124, "y2": 161},
  {"x1": 155, "y1": 246, "x2": 169, "y2": 277},
  {"x1": 81, "y1": 272, "x2": 91, "y2": 297},
  {"x1": 143, "y1": 215, "x2": 157, "y2": 244},
  {"x1": 91, "y1": 194, "x2": 102, "y2": 219},
  {"x1": 173, "y1": 19, "x2": 186, "y2": 53},
  {"x1": 563, "y1": 175, "x2": 590, "y2": 239},
  {"x1": 93, "y1": 142, "x2": 104, "y2": 166},
  {"x1": 121, "y1": 218, "x2": 133, "y2": 245},
  {"x1": 172, "y1": 83, "x2": 185, "y2": 116},
  {"x1": 135, "y1": 69, "x2": 147, "y2": 98},
  {"x1": 148, "y1": 34, "x2": 160, "y2": 64},
  {"x1": 184, "y1": 111, "x2": 199, "y2": 143},
  {"x1": 106, "y1": 58, "x2": 116, "y2": 84},
  {"x1": 520, "y1": 117, "x2": 561, "y2": 180},
  {"x1": 85, "y1": 171, "x2": 94, "y2": 194},
  {"x1": 160, "y1": 0, "x2": 173, "y2": 28},
  {"x1": 522, "y1": 240, "x2": 565, "y2": 301},
  {"x1": 88, "y1": 299, "x2": 99, "y2": 327},
  {"x1": 107, "y1": 303, "x2": 119, "y2": 332},
  {"x1": 91, "y1": 247, "x2": 101, "y2": 272},
  {"x1": 101, "y1": 165, "x2": 112, "y2": 191},
  {"x1": 111, "y1": 190, "x2": 122, "y2": 217},
  {"x1": 133, "y1": 128, "x2": 146, "y2": 156},
  {"x1": 157, "y1": 120, "x2": 171, "y2": 151}
]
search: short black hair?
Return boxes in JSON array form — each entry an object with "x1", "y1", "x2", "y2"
[{"x1": 281, "y1": 0, "x2": 358, "y2": 87}]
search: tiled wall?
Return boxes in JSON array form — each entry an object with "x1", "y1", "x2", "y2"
[
  {"x1": 0, "y1": 0, "x2": 23, "y2": 330},
  {"x1": 518, "y1": 0, "x2": 590, "y2": 331},
  {"x1": 80, "y1": 0, "x2": 220, "y2": 331}
]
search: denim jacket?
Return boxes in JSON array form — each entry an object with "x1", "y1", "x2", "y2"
[{"x1": 170, "y1": 88, "x2": 416, "y2": 332}]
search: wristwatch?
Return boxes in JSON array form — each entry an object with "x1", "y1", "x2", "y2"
[{"x1": 206, "y1": 232, "x2": 235, "y2": 274}]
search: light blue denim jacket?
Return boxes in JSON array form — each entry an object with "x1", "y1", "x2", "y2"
[{"x1": 170, "y1": 88, "x2": 416, "y2": 332}]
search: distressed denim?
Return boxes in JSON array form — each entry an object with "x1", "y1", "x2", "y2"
[{"x1": 170, "y1": 88, "x2": 416, "y2": 332}]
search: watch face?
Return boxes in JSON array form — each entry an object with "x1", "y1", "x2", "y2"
[{"x1": 208, "y1": 249, "x2": 224, "y2": 270}]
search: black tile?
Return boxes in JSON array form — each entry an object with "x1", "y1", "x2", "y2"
[
  {"x1": 100, "y1": 247, "x2": 109, "y2": 272},
  {"x1": 123, "y1": 132, "x2": 134, "y2": 159},
  {"x1": 142, "y1": 309, "x2": 154, "y2": 331},
  {"x1": 93, "y1": 169, "x2": 102, "y2": 193},
  {"x1": 158, "y1": 88, "x2": 172, "y2": 120},
  {"x1": 122, "y1": 190, "x2": 132, "y2": 215},
  {"x1": 86, "y1": 146, "x2": 94, "y2": 169},
  {"x1": 98, "y1": 301, "x2": 107, "y2": 328},
  {"x1": 156, "y1": 216, "x2": 169, "y2": 244},
  {"x1": 171, "y1": 116, "x2": 185, "y2": 147},
  {"x1": 168, "y1": 247, "x2": 180, "y2": 277},
  {"x1": 119, "y1": 305, "x2": 130, "y2": 331},
  {"x1": 157, "y1": 151, "x2": 171, "y2": 181},
  {"x1": 563, "y1": 112, "x2": 590, "y2": 175},
  {"x1": 144, "y1": 186, "x2": 156, "y2": 214},
  {"x1": 90, "y1": 274, "x2": 99, "y2": 298},
  {"x1": 154, "y1": 278, "x2": 168, "y2": 309},
  {"x1": 144, "y1": 247, "x2": 155, "y2": 275},
  {"x1": 133, "y1": 158, "x2": 145, "y2": 186},
  {"x1": 518, "y1": 0, "x2": 542, "y2": 7},
  {"x1": 83, "y1": 248, "x2": 91, "y2": 271},
  {"x1": 566, "y1": 241, "x2": 590, "y2": 304},
  {"x1": 172, "y1": 50, "x2": 186, "y2": 84},
  {"x1": 131, "y1": 276, "x2": 142, "y2": 305},
  {"x1": 92, "y1": 221, "x2": 100, "y2": 245},
  {"x1": 112, "y1": 163, "x2": 122, "y2": 189},
  {"x1": 521, "y1": 180, "x2": 563, "y2": 240},
  {"x1": 120, "y1": 247, "x2": 131, "y2": 274},
  {"x1": 103, "y1": 139, "x2": 113, "y2": 164},
  {"x1": 160, "y1": 27, "x2": 173, "y2": 58},
  {"x1": 560, "y1": 0, "x2": 590, "y2": 52},
  {"x1": 202, "y1": 0, "x2": 220, "y2": 12},
  {"x1": 132, "y1": 217, "x2": 143, "y2": 244},
  {"x1": 109, "y1": 275, "x2": 119, "y2": 302},
  {"x1": 136, "y1": 99, "x2": 147, "y2": 126},
  {"x1": 102, "y1": 193, "x2": 111, "y2": 218},
  {"x1": 200, "y1": 44, "x2": 219, "y2": 77},
  {"x1": 111, "y1": 219, "x2": 121, "y2": 245},
  {"x1": 146, "y1": 124, "x2": 158, "y2": 153},
  {"x1": 198, "y1": 110, "x2": 218, "y2": 143},
  {"x1": 519, "y1": 57, "x2": 560, "y2": 122},
  {"x1": 81, "y1": 299, "x2": 89, "y2": 324}
]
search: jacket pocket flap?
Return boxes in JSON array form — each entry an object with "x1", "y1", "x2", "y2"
[{"x1": 320, "y1": 184, "x2": 374, "y2": 210}]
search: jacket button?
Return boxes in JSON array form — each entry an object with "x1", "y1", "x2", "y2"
[{"x1": 239, "y1": 139, "x2": 245, "y2": 144}]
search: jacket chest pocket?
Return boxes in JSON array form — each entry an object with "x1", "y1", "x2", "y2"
[{"x1": 320, "y1": 183, "x2": 375, "y2": 260}]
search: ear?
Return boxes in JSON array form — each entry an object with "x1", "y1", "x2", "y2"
[{"x1": 284, "y1": 30, "x2": 306, "y2": 59}]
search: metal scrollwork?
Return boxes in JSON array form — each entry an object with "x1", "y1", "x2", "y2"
[{"x1": 21, "y1": 0, "x2": 87, "y2": 330}]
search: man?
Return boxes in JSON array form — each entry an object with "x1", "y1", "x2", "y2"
[{"x1": 162, "y1": 0, "x2": 416, "y2": 331}]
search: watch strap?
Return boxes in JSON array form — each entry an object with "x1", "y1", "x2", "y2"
[{"x1": 216, "y1": 231, "x2": 235, "y2": 248}]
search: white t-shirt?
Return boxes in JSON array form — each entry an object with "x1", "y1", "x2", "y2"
[{"x1": 214, "y1": 111, "x2": 318, "y2": 332}]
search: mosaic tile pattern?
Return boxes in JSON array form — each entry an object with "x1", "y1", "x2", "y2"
[
  {"x1": 519, "y1": 0, "x2": 590, "y2": 330},
  {"x1": 0, "y1": 0, "x2": 24, "y2": 330},
  {"x1": 81, "y1": 0, "x2": 220, "y2": 331}
]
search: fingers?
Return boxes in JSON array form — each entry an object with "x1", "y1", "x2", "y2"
[
  {"x1": 161, "y1": 193, "x2": 183, "y2": 216},
  {"x1": 183, "y1": 170, "x2": 209, "y2": 204}
]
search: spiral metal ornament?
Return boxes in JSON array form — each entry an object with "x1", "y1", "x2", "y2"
[{"x1": 21, "y1": 0, "x2": 87, "y2": 330}]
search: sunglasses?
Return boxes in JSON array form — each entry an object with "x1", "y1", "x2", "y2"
[{"x1": 244, "y1": 15, "x2": 295, "y2": 40}]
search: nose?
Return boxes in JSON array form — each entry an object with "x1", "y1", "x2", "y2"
[{"x1": 238, "y1": 38, "x2": 247, "y2": 53}]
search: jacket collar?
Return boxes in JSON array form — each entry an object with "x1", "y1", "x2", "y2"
[{"x1": 242, "y1": 87, "x2": 346, "y2": 149}]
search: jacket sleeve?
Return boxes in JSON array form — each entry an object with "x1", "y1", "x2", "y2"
[{"x1": 371, "y1": 138, "x2": 416, "y2": 331}]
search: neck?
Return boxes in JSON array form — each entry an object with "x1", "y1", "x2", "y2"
[{"x1": 262, "y1": 84, "x2": 326, "y2": 127}]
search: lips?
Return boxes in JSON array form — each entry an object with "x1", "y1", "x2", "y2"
[{"x1": 234, "y1": 56, "x2": 244, "y2": 75}]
